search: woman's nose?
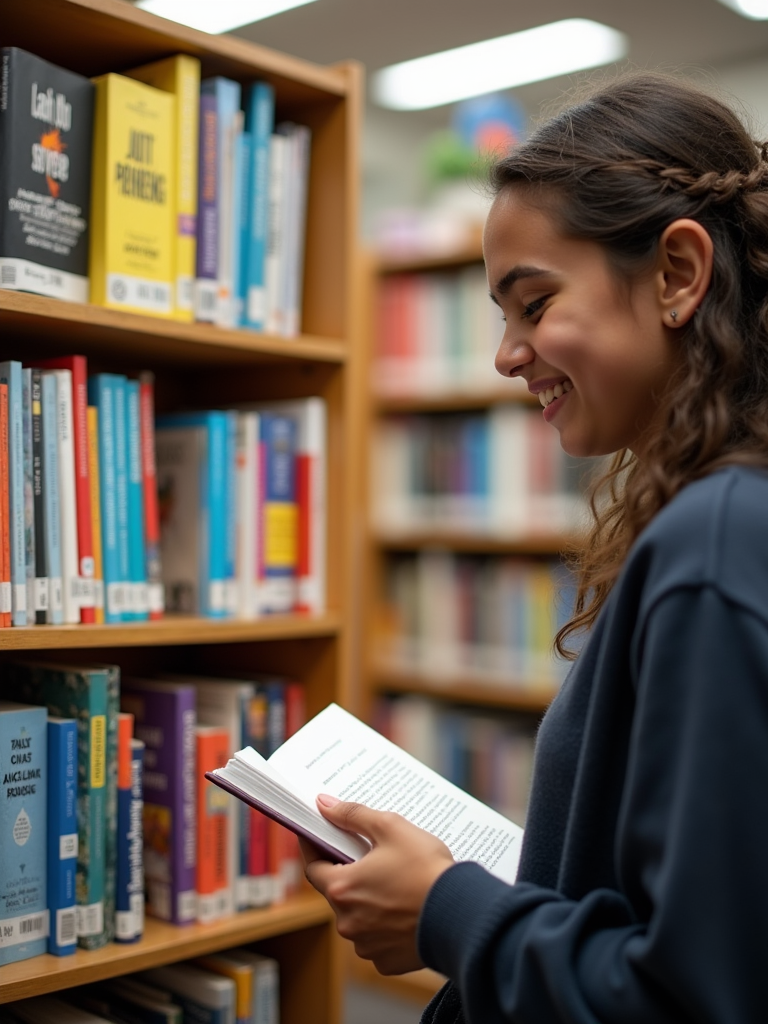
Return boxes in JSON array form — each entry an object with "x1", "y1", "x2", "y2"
[{"x1": 495, "y1": 337, "x2": 535, "y2": 378}]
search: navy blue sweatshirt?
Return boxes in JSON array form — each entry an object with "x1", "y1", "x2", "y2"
[{"x1": 417, "y1": 466, "x2": 768, "y2": 1023}]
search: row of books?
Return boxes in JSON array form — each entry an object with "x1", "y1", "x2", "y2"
[
  {"x1": 372, "y1": 404, "x2": 596, "y2": 537},
  {"x1": 374, "y1": 265, "x2": 517, "y2": 397},
  {"x1": 374, "y1": 694, "x2": 535, "y2": 827},
  {"x1": 6, "y1": 950, "x2": 280, "y2": 1024},
  {"x1": 378, "y1": 552, "x2": 575, "y2": 689},
  {"x1": 0, "y1": 661, "x2": 306, "y2": 968},
  {"x1": 0, "y1": 46, "x2": 310, "y2": 335}
]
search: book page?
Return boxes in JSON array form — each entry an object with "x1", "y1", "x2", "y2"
[{"x1": 268, "y1": 703, "x2": 524, "y2": 884}]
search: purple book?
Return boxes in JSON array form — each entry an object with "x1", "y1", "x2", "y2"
[
  {"x1": 121, "y1": 679, "x2": 197, "y2": 925},
  {"x1": 195, "y1": 89, "x2": 218, "y2": 321}
]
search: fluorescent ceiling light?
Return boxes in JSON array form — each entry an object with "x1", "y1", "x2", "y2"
[
  {"x1": 135, "y1": 0, "x2": 319, "y2": 35},
  {"x1": 372, "y1": 19, "x2": 628, "y2": 111},
  {"x1": 715, "y1": 0, "x2": 768, "y2": 17}
]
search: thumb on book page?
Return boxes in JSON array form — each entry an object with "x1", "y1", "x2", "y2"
[{"x1": 317, "y1": 794, "x2": 389, "y2": 842}]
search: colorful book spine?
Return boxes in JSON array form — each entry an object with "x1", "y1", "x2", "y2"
[
  {"x1": 259, "y1": 411, "x2": 297, "y2": 613},
  {"x1": 113, "y1": 374, "x2": 130, "y2": 620},
  {"x1": 141, "y1": 963, "x2": 236, "y2": 1024},
  {"x1": 50, "y1": 368, "x2": 81, "y2": 623},
  {"x1": 89, "y1": 73, "x2": 175, "y2": 317},
  {"x1": 126, "y1": 379, "x2": 148, "y2": 621},
  {"x1": 41, "y1": 372, "x2": 63, "y2": 624},
  {"x1": 241, "y1": 687, "x2": 273, "y2": 906},
  {"x1": 120, "y1": 678, "x2": 197, "y2": 926},
  {"x1": 126, "y1": 54, "x2": 201, "y2": 321},
  {"x1": 195, "y1": 953, "x2": 254, "y2": 1024},
  {"x1": 156, "y1": 411, "x2": 230, "y2": 618},
  {"x1": 139, "y1": 372, "x2": 163, "y2": 619},
  {"x1": 264, "y1": 133, "x2": 288, "y2": 336},
  {"x1": 211, "y1": 77, "x2": 242, "y2": 329},
  {"x1": 35, "y1": 355, "x2": 95, "y2": 622},
  {"x1": 0, "y1": 701, "x2": 48, "y2": 966},
  {"x1": 8, "y1": 661, "x2": 111, "y2": 949},
  {"x1": 0, "y1": 361, "x2": 26, "y2": 625},
  {"x1": 227, "y1": 949, "x2": 280, "y2": 1024},
  {"x1": 87, "y1": 405, "x2": 105, "y2": 623},
  {"x1": 244, "y1": 82, "x2": 275, "y2": 331},
  {"x1": 88, "y1": 374, "x2": 121, "y2": 622},
  {"x1": 195, "y1": 725, "x2": 232, "y2": 922},
  {"x1": 0, "y1": 382, "x2": 10, "y2": 626},
  {"x1": 279, "y1": 122, "x2": 311, "y2": 338},
  {"x1": 225, "y1": 409, "x2": 238, "y2": 616},
  {"x1": 0, "y1": 48, "x2": 94, "y2": 302},
  {"x1": 116, "y1": 713, "x2": 144, "y2": 942},
  {"x1": 235, "y1": 129, "x2": 252, "y2": 327},
  {"x1": 30, "y1": 369, "x2": 48, "y2": 624},
  {"x1": 46, "y1": 716, "x2": 77, "y2": 956},
  {"x1": 21, "y1": 368, "x2": 36, "y2": 623},
  {"x1": 194, "y1": 88, "x2": 218, "y2": 323},
  {"x1": 235, "y1": 410, "x2": 259, "y2": 619}
]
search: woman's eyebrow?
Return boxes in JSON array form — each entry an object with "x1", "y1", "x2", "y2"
[{"x1": 492, "y1": 265, "x2": 553, "y2": 299}]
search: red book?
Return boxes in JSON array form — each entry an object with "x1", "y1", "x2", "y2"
[
  {"x1": 0, "y1": 383, "x2": 10, "y2": 627},
  {"x1": 35, "y1": 355, "x2": 94, "y2": 622},
  {"x1": 196, "y1": 725, "x2": 232, "y2": 923},
  {"x1": 139, "y1": 372, "x2": 164, "y2": 619}
]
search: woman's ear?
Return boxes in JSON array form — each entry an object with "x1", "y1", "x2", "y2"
[{"x1": 656, "y1": 218, "x2": 713, "y2": 328}]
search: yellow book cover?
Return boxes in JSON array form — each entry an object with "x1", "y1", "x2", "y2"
[
  {"x1": 87, "y1": 405, "x2": 105, "y2": 624},
  {"x1": 89, "y1": 73, "x2": 175, "y2": 317},
  {"x1": 126, "y1": 54, "x2": 201, "y2": 322}
]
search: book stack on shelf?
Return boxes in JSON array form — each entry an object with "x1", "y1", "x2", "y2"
[
  {"x1": 0, "y1": 1, "x2": 360, "y2": 1021},
  {"x1": 0, "y1": 46, "x2": 311, "y2": 336}
]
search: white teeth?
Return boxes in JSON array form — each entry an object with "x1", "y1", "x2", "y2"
[{"x1": 538, "y1": 379, "x2": 572, "y2": 408}]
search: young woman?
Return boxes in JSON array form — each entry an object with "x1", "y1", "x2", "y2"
[{"x1": 304, "y1": 72, "x2": 768, "y2": 1022}]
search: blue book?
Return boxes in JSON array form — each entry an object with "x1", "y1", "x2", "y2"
[
  {"x1": 259, "y1": 411, "x2": 297, "y2": 613},
  {"x1": 116, "y1": 727, "x2": 144, "y2": 943},
  {"x1": 233, "y1": 128, "x2": 251, "y2": 327},
  {"x1": 155, "y1": 411, "x2": 230, "y2": 617},
  {"x1": 88, "y1": 374, "x2": 122, "y2": 622},
  {"x1": 0, "y1": 701, "x2": 48, "y2": 965},
  {"x1": 47, "y1": 716, "x2": 77, "y2": 956},
  {"x1": 10, "y1": 661, "x2": 111, "y2": 950},
  {"x1": 0, "y1": 361, "x2": 27, "y2": 625},
  {"x1": 244, "y1": 81, "x2": 275, "y2": 331},
  {"x1": 225, "y1": 409, "x2": 238, "y2": 616},
  {"x1": 126, "y1": 380, "x2": 148, "y2": 622},
  {"x1": 41, "y1": 372, "x2": 63, "y2": 624}
]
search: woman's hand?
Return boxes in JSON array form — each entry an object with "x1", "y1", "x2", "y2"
[{"x1": 300, "y1": 795, "x2": 455, "y2": 975}]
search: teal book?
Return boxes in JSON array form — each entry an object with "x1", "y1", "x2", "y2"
[
  {"x1": 47, "y1": 716, "x2": 77, "y2": 955},
  {"x1": 0, "y1": 701, "x2": 48, "y2": 966},
  {"x1": 9, "y1": 661, "x2": 111, "y2": 949}
]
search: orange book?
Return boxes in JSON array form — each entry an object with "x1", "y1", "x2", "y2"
[
  {"x1": 0, "y1": 382, "x2": 10, "y2": 627},
  {"x1": 196, "y1": 725, "x2": 232, "y2": 922},
  {"x1": 87, "y1": 406, "x2": 105, "y2": 624}
]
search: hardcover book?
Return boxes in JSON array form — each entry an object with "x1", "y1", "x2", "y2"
[
  {"x1": 88, "y1": 374, "x2": 123, "y2": 622},
  {"x1": 139, "y1": 372, "x2": 164, "y2": 619},
  {"x1": 126, "y1": 379, "x2": 148, "y2": 621},
  {"x1": 41, "y1": 371, "x2": 63, "y2": 624},
  {"x1": 258, "y1": 411, "x2": 297, "y2": 614},
  {"x1": 195, "y1": 724, "x2": 232, "y2": 922},
  {"x1": 0, "y1": 382, "x2": 10, "y2": 626},
  {"x1": 21, "y1": 368, "x2": 36, "y2": 623},
  {"x1": 116, "y1": 713, "x2": 144, "y2": 942},
  {"x1": 47, "y1": 716, "x2": 77, "y2": 955},
  {"x1": 243, "y1": 82, "x2": 274, "y2": 331},
  {"x1": 0, "y1": 701, "x2": 48, "y2": 966},
  {"x1": 86, "y1": 405, "x2": 104, "y2": 623},
  {"x1": 89, "y1": 73, "x2": 174, "y2": 317},
  {"x1": 0, "y1": 48, "x2": 93, "y2": 302},
  {"x1": 30, "y1": 369, "x2": 48, "y2": 624},
  {"x1": 0, "y1": 360, "x2": 27, "y2": 625},
  {"x1": 120, "y1": 678, "x2": 197, "y2": 926}
]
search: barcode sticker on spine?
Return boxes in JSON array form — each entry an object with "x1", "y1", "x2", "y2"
[
  {"x1": 56, "y1": 907, "x2": 77, "y2": 946},
  {"x1": 0, "y1": 910, "x2": 50, "y2": 947}
]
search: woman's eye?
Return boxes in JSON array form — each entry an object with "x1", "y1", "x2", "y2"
[{"x1": 521, "y1": 296, "x2": 549, "y2": 320}]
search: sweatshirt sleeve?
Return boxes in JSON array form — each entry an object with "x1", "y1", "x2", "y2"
[{"x1": 417, "y1": 585, "x2": 768, "y2": 1023}]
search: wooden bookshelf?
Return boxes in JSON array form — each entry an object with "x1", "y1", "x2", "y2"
[
  {"x1": 372, "y1": 665, "x2": 557, "y2": 714},
  {"x1": 0, "y1": 1, "x2": 363, "y2": 1021}
]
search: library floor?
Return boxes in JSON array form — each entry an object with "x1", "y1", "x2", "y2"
[{"x1": 344, "y1": 982, "x2": 425, "y2": 1024}]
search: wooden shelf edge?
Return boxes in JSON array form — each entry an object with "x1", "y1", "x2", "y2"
[
  {"x1": 0, "y1": 291, "x2": 347, "y2": 365},
  {"x1": 372, "y1": 666, "x2": 558, "y2": 713},
  {"x1": 374, "y1": 389, "x2": 536, "y2": 413},
  {"x1": 348, "y1": 954, "x2": 445, "y2": 1004},
  {"x1": 375, "y1": 236, "x2": 484, "y2": 276},
  {"x1": 0, "y1": 892, "x2": 334, "y2": 1004},
  {"x1": 0, "y1": 612, "x2": 343, "y2": 650}
]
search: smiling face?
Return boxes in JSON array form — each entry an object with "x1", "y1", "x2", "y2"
[{"x1": 485, "y1": 188, "x2": 681, "y2": 459}]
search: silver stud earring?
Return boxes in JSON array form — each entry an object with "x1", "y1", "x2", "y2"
[{"x1": 670, "y1": 310, "x2": 678, "y2": 322}]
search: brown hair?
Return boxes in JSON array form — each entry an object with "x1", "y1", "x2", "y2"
[{"x1": 490, "y1": 72, "x2": 768, "y2": 657}]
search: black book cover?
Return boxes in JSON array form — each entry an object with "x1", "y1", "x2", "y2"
[{"x1": 0, "y1": 47, "x2": 93, "y2": 301}]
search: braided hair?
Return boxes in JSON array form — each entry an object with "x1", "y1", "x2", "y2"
[{"x1": 489, "y1": 71, "x2": 768, "y2": 657}]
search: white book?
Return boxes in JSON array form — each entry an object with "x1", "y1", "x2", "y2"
[
  {"x1": 235, "y1": 410, "x2": 260, "y2": 619},
  {"x1": 49, "y1": 370, "x2": 80, "y2": 623},
  {"x1": 264, "y1": 133, "x2": 288, "y2": 336},
  {"x1": 276, "y1": 122, "x2": 311, "y2": 338},
  {"x1": 208, "y1": 702, "x2": 524, "y2": 882}
]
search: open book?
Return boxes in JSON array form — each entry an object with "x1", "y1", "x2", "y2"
[{"x1": 206, "y1": 703, "x2": 524, "y2": 884}]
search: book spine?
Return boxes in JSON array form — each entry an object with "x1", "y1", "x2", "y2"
[
  {"x1": 280, "y1": 123, "x2": 311, "y2": 338},
  {"x1": 103, "y1": 663, "x2": 120, "y2": 946},
  {"x1": 242, "y1": 689, "x2": 273, "y2": 907},
  {"x1": 88, "y1": 374, "x2": 121, "y2": 622},
  {"x1": 252, "y1": 956, "x2": 280, "y2": 1024},
  {"x1": 30, "y1": 370, "x2": 48, "y2": 623},
  {"x1": 113, "y1": 375, "x2": 130, "y2": 619},
  {"x1": 47, "y1": 717, "x2": 78, "y2": 956},
  {"x1": 40, "y1": 373, "x2": 63, "y2": 624},
  {"x1": 139, "y1": 373, "x2": 164, "y2": 619},
  {"x1": 174, "y1": 57, "x2": 200, "y2": 320},
  {"x1": 235, "y1": 130, "x2": 251, "y2": 327},
  {"x1": 0, "y1": 361, "x2": 27, "y2": 624},
  {"x1": 264, "y1": 134, "x2": 287, "y2": 336},
  {"x1": 196, "y1": 727, "x2": 232, "y2": 922},
  {"x1": 195, "y1": 89, "x2": 219, "y2": 322},
  {"x1": 0, "y1": 703, "x2": 48, "y2": 966},
  {"x1": 116, "y1": 714, "x2": 144, "y2": 942},
  {"x1": 225, "y1": 410, "x2": 238, "y2": 616},
  {"x1": 244, "y1": 82, "x2": 275, "y2": 331},
  {"x1": 126, "y1": 380, "x2": 148, "y2": 621},
  {"x1": 259, "y1": 413, "x2": 297, "y2": 613},
  {"x1": 21, "y1": 368, "x2": 36, "y2": 624},
  {"x1": 206, "y1": 413, "x2": 229, "y2": 618},
  {"x1": 295, "y1": 397, "x2": 326, "y2": 614},
  {"x1": 235, "y1": 411, "x2": 258, "y2": 619},
  {"x1": 53, "y1": 369, "x2": 81, "y2": 623},
  {"x1": 0, "y1": 382, "x2": 10, "y2": 626},
  {"x1": 87, "y1": 405, "x2": 105, "y2": 623},
  {"x1": 215, "y1": 79, "x2": 243, "y2": 329}
]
